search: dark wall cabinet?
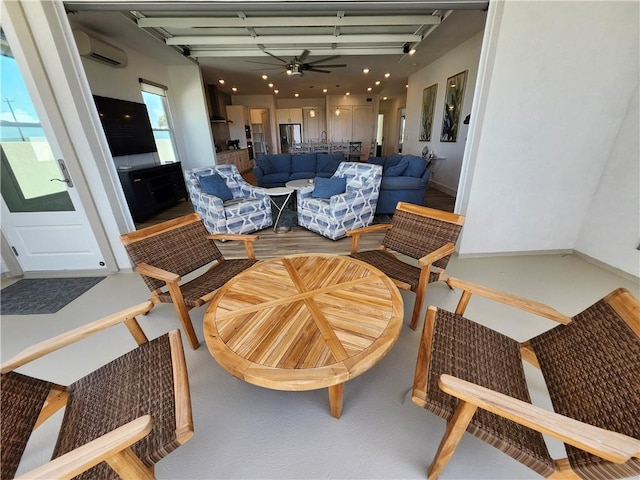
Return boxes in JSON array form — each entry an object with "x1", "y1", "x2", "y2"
[{"x1": 117, "y1": 162, "x2": 187, "y2": 223}]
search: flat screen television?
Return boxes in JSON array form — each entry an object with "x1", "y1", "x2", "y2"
[{"x1": 93, "y1": 95, "x2": 157, "y2": 157}]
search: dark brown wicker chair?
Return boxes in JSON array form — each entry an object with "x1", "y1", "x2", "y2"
[
  {"x1": 120, "y1": 213, "x2": 259, "y2": 350},
  {"x1": 0, "y1": 302, "x2": 193, "y2": 480},
  {"x1": 412, "y1": 278, "x2": 640, "y2": 480},
  {"x1": 347, "y1": 202, "x2": 465, "y2": 330}
]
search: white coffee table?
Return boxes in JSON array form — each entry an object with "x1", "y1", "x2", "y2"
[
  {"x1": 285, "y1": 178, "x2": 315, "y2": 189},
  {"x1": 264, "y1": 186, "x2": 294, "y2": 233}
]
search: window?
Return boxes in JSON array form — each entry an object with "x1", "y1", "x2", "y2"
[
  {"x1": 140, "y1": 79, "x2": 178, "y2": 164},
  {"x1": 1, "y1": 29, "x2": 73, "y2": 212}
]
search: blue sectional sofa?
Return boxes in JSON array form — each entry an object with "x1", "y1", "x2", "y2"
[
  {"x1": 367, "y1": 153, "x2": 431, "y2": 214},
  {"x1": 253, "y1": 153, "x2": 344, "y2": 187}
]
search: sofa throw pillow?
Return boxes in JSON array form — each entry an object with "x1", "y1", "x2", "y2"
[
  {"x1": 198, "y1": 173, "x2": 233, "y2": 201},
  {"x1": 385, "y1": 159, "x2": 409, "y2": 177},
  {"x1": 385, "y1": 153, "x2": 404, "y2": 169},
  {"x1": 257, "y1": 159, "x2": 275, "y2": 175},
  {"x1": 403, "y1": 155, "x2": 427, "y2": 177},
  {"x1": 311, "y1": 176, "x2": 347, "y2": 199}
]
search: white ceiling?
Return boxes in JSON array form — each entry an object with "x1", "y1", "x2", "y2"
[{"x1": 66, "y1": 1, "x2": 487, "y2": 99}]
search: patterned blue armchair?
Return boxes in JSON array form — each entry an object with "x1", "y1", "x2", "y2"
[
  {"x1": 184, "y1": 164, "x2": 272, "y2": 235},
  {"x1": 297, "y1": 162, "x2": 382, "y2": 240}
]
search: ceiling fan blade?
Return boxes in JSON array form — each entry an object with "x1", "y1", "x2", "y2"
[
  {"x1": 308, "y1": 64, "x2": 346, "y2": 68},
  {"x1": 298, "y1": 49, "x2": 310, "y2": 63},
  {"x1": 306, "y1": 55, "x2": 341, "y2": 65},
  {"x1": 308, "y1": 68, "x2": 331, "y2": 74},
  {"x1": 249, "y1": 66, "x2": 286, "y2": 71},
  {"x1": 245, "y1": 60, "x2": 285, "y2": 66},
  {"x1": 263, "y1": 50, "x2": 288, "y2": 63}
]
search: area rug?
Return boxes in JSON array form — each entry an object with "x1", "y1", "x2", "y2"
[{"x1": 1, "y1": 277, "x2": 105, "y2": 315}]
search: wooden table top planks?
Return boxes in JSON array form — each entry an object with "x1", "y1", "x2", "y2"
[{"x1": 204, "y1": 254, "x2": 403, "y2": 417}]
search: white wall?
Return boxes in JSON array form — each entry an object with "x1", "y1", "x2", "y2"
[
  {"x1": 457, "y1": 1, "x2": 639, "y2": 277},
  {"x1": 168, "y1": 65, "x2": 216, "y2": 169},
  {"x1": 405, "y1": 32, "x2": 483, "y2": 195},
  {"x1": 575, "y1": 84, "x2": 639, "y2": 276}
]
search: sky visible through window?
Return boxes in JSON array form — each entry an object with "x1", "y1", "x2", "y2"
[
  {"x1": 0, "y1": 52, "x2": 44, "y2": 141},
  {"x1": 142, "y1": 91, "x2": 170, "y2": 140}
]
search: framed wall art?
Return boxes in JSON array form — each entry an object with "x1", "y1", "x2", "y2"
[
  {"x1": 440, "y1": 70, "x2": 468, "y2": 142},
  {"x1": 419, "y1": 83, "x2": 438, "y2": 142}
]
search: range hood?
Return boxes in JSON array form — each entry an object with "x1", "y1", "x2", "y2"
[{"x1": 208, "y1": 85, "x2": 228, "y2": 123}]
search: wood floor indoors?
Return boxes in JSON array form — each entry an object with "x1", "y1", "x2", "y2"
[{"x1": 134, "y1": 180, "x2": 456, "y2": 258}]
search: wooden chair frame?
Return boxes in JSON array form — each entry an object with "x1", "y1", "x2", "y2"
[
  {"x1": 1, "y1": 302, "x2": 193, "y2": 480},
  {"x1": 121, "y1": 213, "x2": 259, "y2": 350},
  {"x1": 347, "y1": 202, "x2": 465, "y2": 330},
  {"x1": 412, "y1": 278, "x2": 640, "y2": 480}
]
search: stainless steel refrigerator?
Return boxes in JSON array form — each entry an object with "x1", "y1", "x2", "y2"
[{"x1": 279, "y1": 124, "x2": 302, "y2": 154}]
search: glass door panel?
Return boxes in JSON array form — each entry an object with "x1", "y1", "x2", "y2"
[{"x1": 1, "y1": 29, "x2": 73, "y2": 212}]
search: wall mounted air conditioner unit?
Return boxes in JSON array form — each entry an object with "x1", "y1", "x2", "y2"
[{"x1": 73, "y1": 30, "x2": 128, "y2": 68}]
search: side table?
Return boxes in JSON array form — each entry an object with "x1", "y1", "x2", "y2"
[{"x1": 264, "y1": 186, "x2": 294, "y2": 233}]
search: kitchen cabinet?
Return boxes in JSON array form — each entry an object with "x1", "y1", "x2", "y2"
[
  {"x1": 117, "y1": 162, "x2": 187, "y2": 223},
  {"x1": 216, "y1": 148, "x2": 253, "y2": 173},
  {"x1": 329, "y1": 105, "x2": 375, "y2": 157},
  {"x1": 277, "y1": 108, "x2": 303, "y2": 125}
]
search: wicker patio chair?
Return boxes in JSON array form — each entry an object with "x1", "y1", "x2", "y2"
[
  {"x1": 347, "y1": 202, "x2": 465, "y2": 330},
  {"x1": 0, "y1": 302, "x2": 193, "y2": 480},
  {"x1": 412, "y1": 278, "x2": 640, "y2": 479},
  {"x1": 120, "y1": 213, "x2": 259, "y2": 350}
]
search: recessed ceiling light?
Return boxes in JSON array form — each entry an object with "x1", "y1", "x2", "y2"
[
  {"x1": 384, "y1": 73, "x2": 390, "y2": 78},
  {"x1": 262, "y1": 74, "x2": 268, "y2": 80},
  {"x1": 218, "y1": 79, "x2": 225, "y2": 84},
  {"x1": 406, "y1": 84, "x2": 409, "y2": 88},
  {"x1": 346, "y1": 92, "x2": 350, "y2": 96},
  {"x1": 322, "y1": 88, "x2": 328, "y2": 93},
  {"x1": 383, "y1": 96, "x2": 388, "y2": 100},
  {"x1": 294, "y1": 93, "x2": 299, "y2": 97},
  {"x1": 375, "y1": 81, "x2": 380, "y2": 85},
  {"x1": 274, "y1": 89, "x2": 279, "y2": 94},
  {"x1": 367, "y1": 87, "x2": 372, "y2": 91},
  {"x1": 268, "y1": 83, "x2": 274, "y2": 88},
  {"x1": 231, "y1": 87, "x2": 238, "y2": 92},
  {"x1": 363, "y1": 68, "x2": 370, "y2": 74},
  {"x1": 409, "y1": 48, "x2": 416, "y2": 55}
]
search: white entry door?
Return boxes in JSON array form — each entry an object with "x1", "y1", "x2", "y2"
[{"x1": 1, "y1": 27, "x2": 105, "y2": 272}]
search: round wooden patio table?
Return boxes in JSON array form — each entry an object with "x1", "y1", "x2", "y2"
[{"x1": 204, "y1": 253, "x2": 403, "y2": 418}]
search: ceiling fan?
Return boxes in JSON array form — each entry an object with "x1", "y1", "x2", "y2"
[{"x1": 247, "y1": 49, "x2": 346, "y2": 76}]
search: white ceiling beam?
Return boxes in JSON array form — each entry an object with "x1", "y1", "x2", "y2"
[
  {"x1": 138, "y1": 15, "x2": 441, "y2": 28},
  {"x1": 167, "y1": 34, "x2": 421, "y2": 46},
  {"x1": 190, "y1": 47, "x2": 405, "y2": 57}
]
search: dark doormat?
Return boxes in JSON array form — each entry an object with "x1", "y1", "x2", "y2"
[{"x1": 1, "y1": 277, "x2": 106, "y2": 315}]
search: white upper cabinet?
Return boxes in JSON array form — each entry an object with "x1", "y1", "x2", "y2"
[{"x1": 277, "y1": 108, "x2": 303, "y2": 124}]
